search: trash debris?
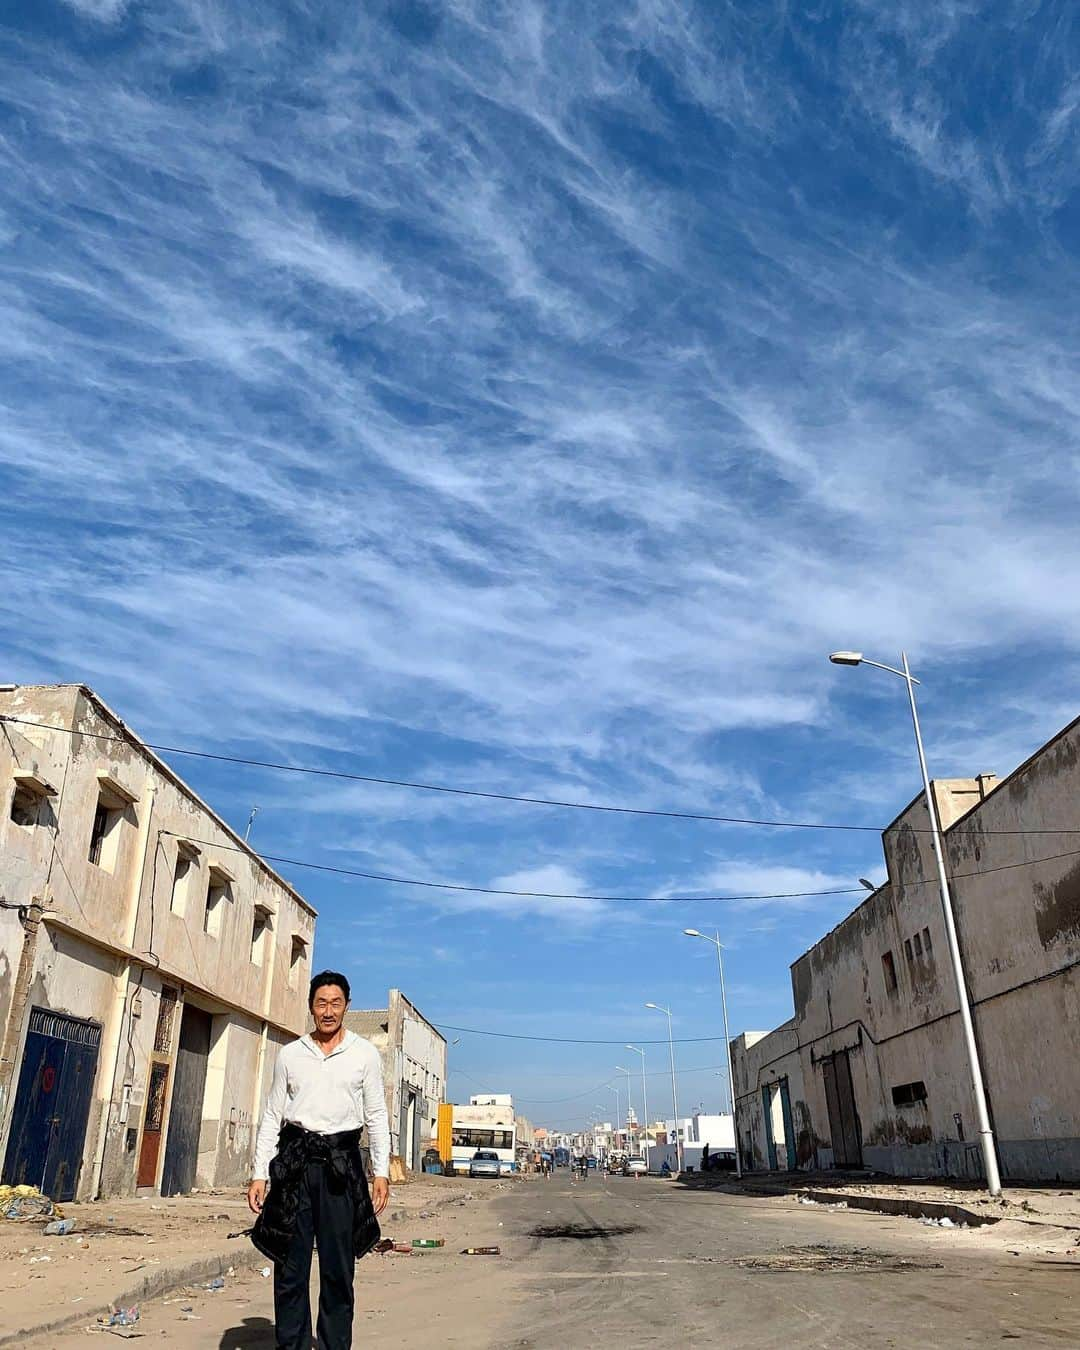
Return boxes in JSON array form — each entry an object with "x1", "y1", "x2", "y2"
[
  {"x1": 918, "y1": 1216, "x2": 960, "y2": 1228},
  {"x1": 373, "y1": 1238, "x2": 394, "y2": 1253},
  {"x1": 28, "y1": 1254, "x2": 52, "y2": 1263},
  {"x1": 392, "y1": 1243, "x2": 413, "y2": 1254},
  {"x1": 461, "y1": 1246, "x2": 501, "y2": 1256},
  {"x1": 411, "y1": 1238, "x2": 445, "y2": 1248},
  {"x1": 0, "y1": 1184, "x2": 56, "y2": 1222},
  {"x1": 98, "y1": 1306, "x2": 140, "y2": 1328},
  {"x1": 260, "y1": 1266, "x2": 272, "y2": 1278},
  {"x1": 203, "y1": 1275, "x2": 226, "y2": 1291},
  {"x1": 44, "y1": 1218, "x2": 76, "y2": 1236}
]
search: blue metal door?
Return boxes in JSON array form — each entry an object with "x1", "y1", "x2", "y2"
[{"x1": 3, "y1": 1008, "x2": 102, "y2": 1202}]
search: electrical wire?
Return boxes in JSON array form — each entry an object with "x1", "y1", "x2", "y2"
[
  {"x1": 3, "y1": 713, "x2": 1074, "y2": 837},
  {"x1": 158, "y1": 833, "x2": 864, "y2": 902},
  {"x1": 159, "y1": 831, "x2": 1080, "y2": 905}
]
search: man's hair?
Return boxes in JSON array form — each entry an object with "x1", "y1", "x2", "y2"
[{"x1": 308, "y1": 970, "x2": 351, "y2": 1008}]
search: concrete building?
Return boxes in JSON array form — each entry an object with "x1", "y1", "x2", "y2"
[
  {"x1": 0, "y1": 684, "x2": 315, "y2": 1202},
  {"x1": 344, "y1": 990, "x2": 445, "y2": 1172},
  {"x1": 732, "y1": 711, "x2": 1080, "y2": 1183}
]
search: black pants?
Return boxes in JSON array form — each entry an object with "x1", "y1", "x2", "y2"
[{"x1": 274, "y1": 1160, "x2": 355, "y2": 1350}]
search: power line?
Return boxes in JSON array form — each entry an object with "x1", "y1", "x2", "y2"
[
  {"x1": 438, "y1": 1024, "x2": 734, "y2": 1045},
  {"x1": 4, "y1": 712, "x2": 1073, "y2": 837},
  {"x1": 159, "y1": 834, "x2": 864, "y2": 902},
  {"x1": 160, "y1": 831, "x2": 1080, "y2": 905}
]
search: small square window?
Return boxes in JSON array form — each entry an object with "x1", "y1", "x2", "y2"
[
  {"x1": 88, "y1": 799, "x2": 122, "y2": 869},
  {"x1": 882, "y1": 950, "x2": 898, "y2": 993},
  {"x1": 251, "y1": 907, "x2": 272, "y2": 965},
  {"x1": 10, "y1": 784, "x2": 41, "y2": 827},
  {"x1": 204, "y1": 869, "x2": 231, "y2": 937},
  {"x1": 289, "y1": 935, "x2": 308, "y2": 989},
  {"x1": 171, "y1": 854, "x2": 192, "y2": 914}
]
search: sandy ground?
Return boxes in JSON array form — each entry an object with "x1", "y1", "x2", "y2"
[
  {"x1": 15, "y1": 1177, "x2": 515, "y2": 1344},
  {"x1": 23, "y1": 1171, "x2": 1080, "y2": 1349}
]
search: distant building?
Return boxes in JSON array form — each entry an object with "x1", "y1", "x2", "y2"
[
  {"x1": 0, "y1": 684, "x2": 315, "y2": 1202},
  {"x1": 450, "y1": 1093, "x2": 516, "y2": 1173},
  {"x1": 344, "y1": 990, "x2": 446, "y2": 1172},
  {"x1": 733, "y1": 712, "x2": 1080, "y2": 1182}
]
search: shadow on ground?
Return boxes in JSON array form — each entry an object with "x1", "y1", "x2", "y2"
[{"x1": 218, "y1": 1316, "x2": 275, "y2": 1348}]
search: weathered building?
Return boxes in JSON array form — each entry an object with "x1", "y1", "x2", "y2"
[
  {"x1": 344, "y1": 990, "x2": 445, "y2": 1172},
  {"x1": 732, "y1": 712, "x2": 1080, "y2": 1184},
  {"x1": 0, "y1": 684, "x2": 315, "y2": 1202}
]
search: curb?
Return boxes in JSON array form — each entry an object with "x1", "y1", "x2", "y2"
[
  {"x1": 802, "y1": 1188, "x2": 1000, "y2": 1229},
  {"x1": 2, "y1": 1242, "x2": 265, "y2": 1347}
]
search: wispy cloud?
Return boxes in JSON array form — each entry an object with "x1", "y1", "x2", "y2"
[{"x1": 2, "y1": 0, "x2": 1078, "y2": 1121}]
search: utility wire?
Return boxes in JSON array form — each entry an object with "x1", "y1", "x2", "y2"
[
  {"x1": 160, "y1": 831, "x2": 1080, "y2": 905},
  {"x1": 4, "y1": 713, "x2": 1075, "y2": 837}
]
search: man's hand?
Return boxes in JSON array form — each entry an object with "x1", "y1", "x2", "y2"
[
  {"x1": 247, "y1": 1179, "x2": 267, "y2": 1215},
  {"x1": 371, "y1": 1177, "x2": 390, "y2": 1216}
]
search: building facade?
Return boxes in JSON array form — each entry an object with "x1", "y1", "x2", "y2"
[
  {"x1": 733, "y1": 712, "x2": 1080, "y2": 1183},
  {"x1": 0, "y1": 684, "x2": 315, "y2": 1202},
  {"x1": 344, "y1": 990, "x2": 446, "y2": 1171}
]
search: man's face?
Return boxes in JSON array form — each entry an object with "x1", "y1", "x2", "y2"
[{"x1": 311, "y1": 984, "x2": 348, "y2": 1035}]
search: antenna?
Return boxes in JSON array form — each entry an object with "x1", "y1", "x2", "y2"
[{"x1": 244, "y1": 805, "x2": 260, "y2": 842}]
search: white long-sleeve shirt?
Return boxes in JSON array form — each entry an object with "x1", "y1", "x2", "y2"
[{"x1": 252, "y1": 1032, "x2": 391, "y2": 1180}]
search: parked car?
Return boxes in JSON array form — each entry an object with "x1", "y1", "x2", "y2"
[
  {"x1": 623, "y1": 1156, "x2": 648, "y2": 1175},
  {"x1": 469, "y1": 1150, "x2": 502, "y2": 1179}
]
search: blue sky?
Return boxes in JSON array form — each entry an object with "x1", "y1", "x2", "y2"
[{"x1": 2, "y1": 0, "x2": 1080, "y2": 1129}]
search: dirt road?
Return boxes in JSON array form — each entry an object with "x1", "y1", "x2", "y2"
[{"x1": 29, "y1": 1172, "x2": 1078, "y2": 1347}]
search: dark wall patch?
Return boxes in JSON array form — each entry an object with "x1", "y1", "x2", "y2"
[{"x1": 1033, "y1": 861, "x2": 1080, "y2": 949}]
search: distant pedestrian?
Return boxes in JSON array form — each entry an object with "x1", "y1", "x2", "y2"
[{"x1": 248, "y1": 971, "x2": 391, "y2": 1350}]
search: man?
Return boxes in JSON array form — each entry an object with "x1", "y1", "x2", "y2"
[{"x1": 248, "y1": 971, "x2": 391, "y2": 1350}]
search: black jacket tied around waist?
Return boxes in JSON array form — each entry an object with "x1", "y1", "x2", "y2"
[{"x1": 251, "y1": 1122, "x2": 381, "y2": 1267}]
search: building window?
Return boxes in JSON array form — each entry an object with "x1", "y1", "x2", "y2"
[
  {"x1": 903, "y1": 938, "x2": 914, "y2": 966},
  {"x1": 882, "y1": 950, "x2": 898, "y2": 993},
  {"x1": 153, "y1": 986, "x2": 178, "y2": 1054},
  {"x1": 289, "y1": 935, "x2": 308, "y2": 989},
  {"x1": 10, "y1": 773, "x2": 57, "y2": 829},
  {"x1": 251, "y1": 906, "x2": 272, "y2": 965},
  {"x1": 171, "y1": 854, "x2": 192, "y2": 915},
  {"x1": 891, "y1": 1081, "x2": 928, "y2": 1107},
  {"x1": 10, "y1": 784, "x2": 40, "y2": 827},
  {"x1": 204, "y1": 868, "x2": 231, "y2": 937},
  {"x1": 88, "y1": 799, "x2": 118, "y2": 868},
  {"x1": 922, "y1": 926, "x2": 932, "y2": 955},
  {"x1": 912, "y1": 931, "x2": 923, "y2": 958}
]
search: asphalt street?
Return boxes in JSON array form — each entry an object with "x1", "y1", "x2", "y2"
[
  {"x1": 32, "y1": 1172, "x2": 1078, "y2": 1347},
  {"x1": 497, "y1": 1172, "x2": 1078, "y2": 1347}
]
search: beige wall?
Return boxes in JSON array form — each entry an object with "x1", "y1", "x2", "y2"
[
  {"x1": 0, "y1": 684, "x2": 317, "y2": 1200},
  {"x1": 734, "y1": 718, "x2": 1080, "y2": 1182}
]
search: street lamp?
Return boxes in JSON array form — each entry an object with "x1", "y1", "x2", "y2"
[
  {"x1": 607, "y1": 1083, "x2": 622, "y2": 1152},
  {"x1": 625, "y1": 1044, "x2": 651, "y2": 1168},
  {"x1": 645, "y1": 1002, "x2": 682, "y2": 1171},
  {"x1": 829, "y1": 649, "x2": 1002, "y2": 1196},
  {"x1": 615, "y1": 1065, "x2": 635, "y2": 1154},
  {"x1": 683, "y1": 929, "x2": 742, "y2": 1179}
]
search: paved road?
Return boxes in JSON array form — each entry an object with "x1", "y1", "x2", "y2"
[
  {"x1": 496, "y1": 1172, "x2": 1077, "y2": 1347},
  {"x1": 33, "y1": 1173, "x2": 1077, "y2": 1347}
]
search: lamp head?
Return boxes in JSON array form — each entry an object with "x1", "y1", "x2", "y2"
[
  {"x1": 858, "y1": 878, "x2": 875, "y2": 890},
  {"x1": 645, "y1": 1002, "x2": 659, "y2": 1010},
  {"x1": 683, "y1": 928, "x2": 703, "y2": 938},
  {"x1": 829, "y1": 651, "x2": 863, "y2": 666}
]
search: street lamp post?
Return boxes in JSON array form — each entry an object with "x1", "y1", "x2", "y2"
[
  {"x1": 626, "y1": 1044, "x2": 651, "y2": 1168},
  {"x1": 615, "y1": 1065, "x2": 635, "y2": 1154},
  {"x1": 608, "y1": 1083, "x2": 622, "y2": 1153},
  {"x1": 683, "y1": 928, "x2": 742, "y2": 1179},
  {"x1": 830, "y1": 649, "x2": 1001, "y2": 1196},
  {"x1": 645, "y1": 1002, "x2": 682, "y2": 1171}
]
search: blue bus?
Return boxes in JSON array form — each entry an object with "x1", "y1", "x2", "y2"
[{"x1": 553, "y1": 1146, "x2": 571, "y2": 1168}]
